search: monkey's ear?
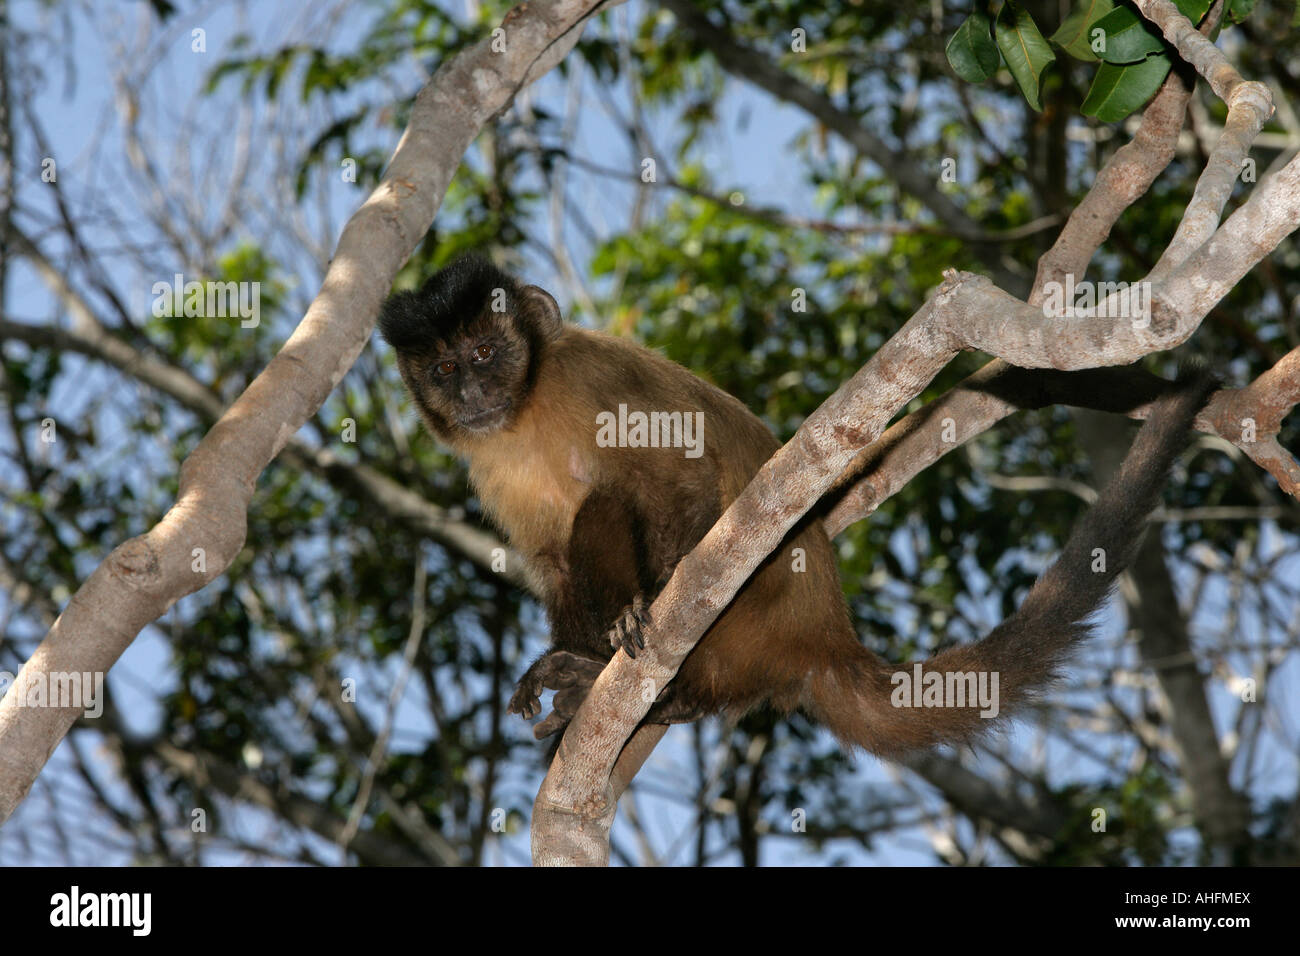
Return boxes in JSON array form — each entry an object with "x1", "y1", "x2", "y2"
[
  {"x1": 520, "y1": 285, "x2": 563, "y2": 341},
  {"x1": 376, "y1": 289, "x2": 424, "y2": 351}
]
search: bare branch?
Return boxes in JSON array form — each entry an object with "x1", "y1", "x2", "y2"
[
  {"x1": 1135, "y1": 3, "x2": 1274, "y2": 281},
  {"x1": 825, "y1": 347, "x2": 1300, "y2": 537},
  {"x1": 0, "y1": 0, "x2": 617, "y2": 825},
  {"x1": 1136, "y1": 0, "x2": 1249, "y2": 103},
  {"x1": 1029, "y1": 67, "x2": 1196, "y2": 304}
]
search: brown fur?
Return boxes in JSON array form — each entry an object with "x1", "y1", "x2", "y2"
[{"x1": 380, "y1": 259, "x2": 1214, "y2": 756}]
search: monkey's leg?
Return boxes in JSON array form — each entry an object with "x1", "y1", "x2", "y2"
[
  {"x1": 507, "y1": 649, "x2": 605, "y2": 720},
  {"x1": 553, "y1": 486, "x2": 649, "y2": 659},
  {"x1": 607, "y1": 489, "x2": 723, "y2": 659},
  {"x1": 527, "y1": 486, "x2": 700, "y2": 737}
]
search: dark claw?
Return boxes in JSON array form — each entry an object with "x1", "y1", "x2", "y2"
[
  {"x1": 507, "y1": 682, "x2": 541, "y2": 719},
  {"x1": 609, "y1": 594, "x2": 651, "y2": 658}
]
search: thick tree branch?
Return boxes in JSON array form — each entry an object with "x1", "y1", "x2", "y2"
[
  {"x1": 0, "y1": 0, "x2": 615, "y2": 826},
  {"x1": 823, "y1": 348, "x2": 1300, "y2": 536}
]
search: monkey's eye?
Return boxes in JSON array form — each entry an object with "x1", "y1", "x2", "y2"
[
  {"x1": 472, "y1": 343, "x2": 496, "y2": 363},
  {"x1": 436, "y1": 360, "x2": 457, "y2": 376}
]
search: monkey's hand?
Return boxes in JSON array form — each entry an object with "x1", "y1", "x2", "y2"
[
  {"x1": 608, "y1": 593, "x2": 652, "y2": 659},
  {"x1": 508, "y1": 649, "x2": 605, "y2": 723}
]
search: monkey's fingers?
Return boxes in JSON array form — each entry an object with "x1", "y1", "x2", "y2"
[
  {"x1": 510, "y1": 650, "x2": 604, "y2": 725},
  {"x1": 533, "y1": 711, "x2": 569, "y2": 739},
  {"x1": 507, "y1": 684, "x2": 542, "y2": 719},
  {"x1": 545, "y1": 651, "x2": 605, "y2": 687},
  {"x1": 609, "y1": 596, "x2": 651, "y2": 658}
]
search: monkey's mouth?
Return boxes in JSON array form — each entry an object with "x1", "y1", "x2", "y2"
[{"x1": 458, "y1": 402, "x2": 512, "y2": 430}]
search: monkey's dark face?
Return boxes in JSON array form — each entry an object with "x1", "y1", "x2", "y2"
[
  {"x1": 395, "y1": 308, "x2": 535, "y2": 439},
  {"x1": 378, "y1": 255, "x2": 564, "y2": 444}
]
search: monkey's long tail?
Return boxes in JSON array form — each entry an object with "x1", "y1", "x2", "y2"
[{"x1": 808, "y1": 367, "x2": 1217, "y2": 758}]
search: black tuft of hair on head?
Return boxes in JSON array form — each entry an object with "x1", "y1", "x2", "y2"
[{"x1": 377, "y1": 255, "x2": 520, "y2": 352}]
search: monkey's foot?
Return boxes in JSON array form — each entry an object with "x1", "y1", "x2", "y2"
[
  {"x1": 608, "y1": 594, "x2": 651, "y2": 659},
  {"x1": 508, "y1": 650, "x2": 604, "y2": 721}
]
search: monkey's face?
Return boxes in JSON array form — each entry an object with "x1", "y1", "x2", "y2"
[
  {"x1": 379, "y1": 257, "x2": 564, "y2": 444},
  {"x1": 396, "y1": 307, "x2": 535, "y2": 440}
]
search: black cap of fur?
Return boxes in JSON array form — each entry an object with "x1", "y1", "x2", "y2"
[{"x1": 377, "y1": 255, "x2": 521, "y2": 352}]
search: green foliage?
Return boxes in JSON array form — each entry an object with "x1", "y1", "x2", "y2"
[
  {"x1": 995, "y1": 1, "x2": 1056, "y2": 110},
  {"x1": 1041, "y1": 763, "x2": 1179, "y2": 865},
  {"x1": 947, "y1": 10, "x2": 1001, "y2": 83},
  {"x1": 1050, "y1": 0, "x2": 1115, "y2": 61},
  {"x1": 948, "y1": 0, "x2": 1253, "y2": 120},
  {"x1": 1081, "y1": 53, "x2": 1173, "y2": 121}
]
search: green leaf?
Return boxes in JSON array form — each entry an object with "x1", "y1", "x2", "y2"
[
  {"x1": 1093, "y1": 0, "x2": 1212, "y2": 64},
  {"x1": 996, "y1": 0, "x2": 1056, "y2": 111},
  {"x1": 1091, "y1": 5, "x2": 1165, "y2": 62},
  {"x1": 1050, "y1": 0, "x2": 1115, "y2": 62},
  {"x1": 946, "y1": 10, "x2": 1001, "y2": 83},
  {"x1": 1081, "y1": 53, "x2": 1173, "y2": 121}
]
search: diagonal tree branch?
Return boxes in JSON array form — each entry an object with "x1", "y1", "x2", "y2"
[
  {"x1": 0, "y1": 0, "x2": 619, "y2": 826},
  {"x1": 823, "y1": 347, "x2": 1300, "y2": 537},
  {"x1": 1134, "y1": 2, "x2": 1274, "y2": 281}
]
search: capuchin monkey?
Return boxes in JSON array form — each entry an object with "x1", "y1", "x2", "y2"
[{"x1": 378, "y1": 255, "x2": 1215, "y2": 756}]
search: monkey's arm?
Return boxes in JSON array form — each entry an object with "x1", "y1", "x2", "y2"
[
  {"x1": 508, "y1": 486, "x2": 650, "y2": 735},
  {"x1": 509, "y1": 482, "x2": 717, "y2": 737},
  {"x1": 605, "y1": 476, "x2": 724, "y2": 658}
]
